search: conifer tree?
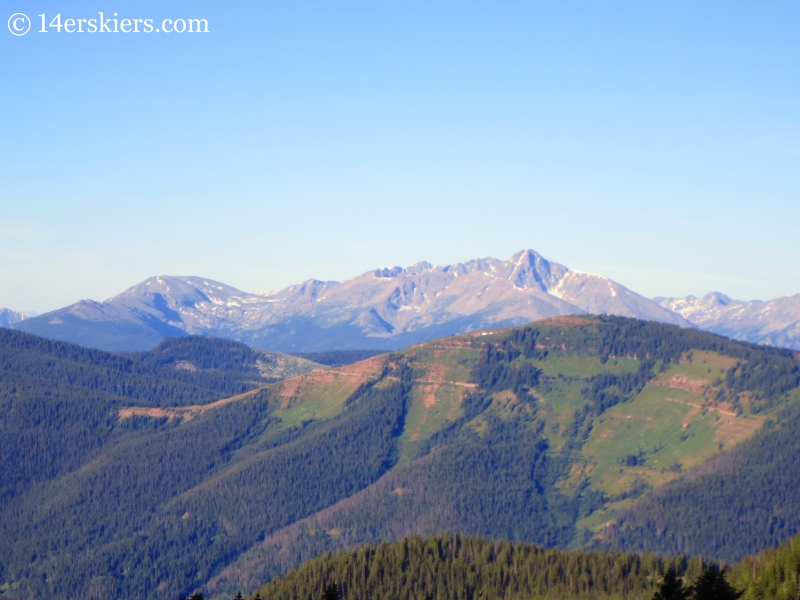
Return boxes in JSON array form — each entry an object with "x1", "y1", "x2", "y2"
[
  {"x1": 653, "y1": 568, "x2": 691, "y2": 600},
  {"x1": 322, "y1": 583, "x2": 342, "y2": 600},
  {"x1": 691, "y1": 567, "x2": 743, "y2": 600}
]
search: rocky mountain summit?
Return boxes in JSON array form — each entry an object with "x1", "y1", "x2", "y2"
[
  {"x1": 11, "y1": 250, "x2": 688, "y2": 351},
  {"x1": 658, "y1": 292, "x2": 800, "y2": 350},
  {"x1": 0, "y1": 308, "x2": 33, "y2": 328}
]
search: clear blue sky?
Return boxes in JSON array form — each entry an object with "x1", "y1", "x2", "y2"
[{"x1": 2, "y1": 0, "x2": 798, "y2": 313}]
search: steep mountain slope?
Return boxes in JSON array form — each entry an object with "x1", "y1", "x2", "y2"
[
  {"x1": 12, "y1": 250, "x2": 689, "y2": 351},
  {"x1": 0, "y1": 331, "x2": 319, "y2": 506},
  {"x1": 3, "y1": 318, "x2": 798, "y2": 600},
  {"x1": 658, "y1": 293, "x2": 800, "y2": 350},
  {"x1": 0, "y1": 351, "x2": 389, "y2": 600}
]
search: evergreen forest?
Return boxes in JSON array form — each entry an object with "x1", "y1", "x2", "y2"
[{"x1": 1, "y1": 316, "x2": 799, "y2": 600}]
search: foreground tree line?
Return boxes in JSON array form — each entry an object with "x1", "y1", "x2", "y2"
[
  {"x1": 183, "y1": 569, "x2": 741, "y2": 600},
  {"x1": 177, "y1": 532, "x2": 800, "y2": 600}
]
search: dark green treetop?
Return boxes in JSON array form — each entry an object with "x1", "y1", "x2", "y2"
[
  {"x1": 692, "y1": 567, "x2": 744, "y2": 600},
  {"x1": 653, "y1": 568, "x2": 691, "y2": 600},
  {"x1": 322, "y1": 583, "x2": 342, "y2": 600}
]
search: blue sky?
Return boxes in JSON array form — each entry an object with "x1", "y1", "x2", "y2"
[{"x1": 2, "y1": 1, "x2": 798, "y2": 313}]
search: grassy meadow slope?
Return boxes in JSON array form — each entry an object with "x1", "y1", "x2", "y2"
[
  {"x1": 593, "y1": 398, "x2": 800, "y2": 559},
  {"x1": 2, "y1": 317, "x2": 799, "y2": 600}
]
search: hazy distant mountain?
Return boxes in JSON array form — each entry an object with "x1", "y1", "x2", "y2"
[
  {"x1": 0, "y1": 308, "x2": 34, "y2": 327},
  {"x1": 657, "y1": 293, "x2": 800, "y2": 350},
  {"x1": 13, "y1": 250, "x2": 689, "y2": 351}
]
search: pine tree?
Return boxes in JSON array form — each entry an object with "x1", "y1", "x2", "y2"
[
  {"x1": 322, "y1": 583, "x2": 342, "y2": 600},
  {"x1": 653, "y1": 568, "x2": 691, "y2": 600},
  {"x1": 691, "y1": 566, "x2": 743, "y2": 600}
]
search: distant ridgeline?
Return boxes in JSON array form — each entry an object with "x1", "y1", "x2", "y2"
[{"x1": 2, "y1": 316, "x2": 800, "y2": 600}]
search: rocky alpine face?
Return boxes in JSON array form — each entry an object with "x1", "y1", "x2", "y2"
[
  {"x1": 10, "y1": 250, "x2": 689, "y2": 352},
  {"x1": 658, "y1": 293, "x2": 800, "y2": 350},
  {"x1": 0, "y1": 308, "x2": 32, "y2": 328}
]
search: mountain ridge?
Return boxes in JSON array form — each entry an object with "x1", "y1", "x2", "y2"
[
  {"x1": 658, "y1": 292, "x2": 800, "y2": 350},
  {"x1": 10, "y1": 250, "x2": 689, "y2": 352},
  {"x1": 0, "y1": 308, "x2": 34, "y2": 328}
]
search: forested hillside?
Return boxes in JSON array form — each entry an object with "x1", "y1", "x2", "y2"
[
  {"x1": 0, "y1": 369, "x2": 405, "y2": 599},
  {"x1": 0, "y1": 332, "x2": 299, "y2": 503},
  {"x1": 2, "y1": 317, "x2": 799, "y2": 600},
  {"x1": 207, "y1": 317, "x2": 800, "y2": 599},
  {"x1": 0, "y1": 331, "x2": 318, "y2": 502}
]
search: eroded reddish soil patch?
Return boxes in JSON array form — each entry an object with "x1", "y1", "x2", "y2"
[
  {"x1": 420, "y1": 384, "x2": 439, "y2": 408},
  {"x1": 276, "y1": 358, "x2": 384, "y2": 403},
  {"x1": 118, "y1": 389, "x2": 260, "y2": 422},
  {"x1": 422, "y1": 363, "x2": 449, "y2": 383},
  {"x1": 651, "y1": 375, "x2": 710, "y2": 395}
]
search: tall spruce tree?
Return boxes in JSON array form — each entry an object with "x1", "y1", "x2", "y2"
[
  {"x1": 322, "y1": 583, "x2": 342, "y2": 600},
  {"x1": 653, "y1": 568, "x2": 691, "y2": 600},
  {"x1": 691, "y1": 567, "x2": 743, "y2": 600}
]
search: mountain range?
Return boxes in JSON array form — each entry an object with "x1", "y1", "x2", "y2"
[
  {"x1": 6, "y1": 250, "x2": 688, "y2": 352},
  {"x1": 658, "y1": 292, "x2": 800, "y2": 350},
  {"x1": 4, "y1": 250, "x2": 799, "y2": 352}
]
